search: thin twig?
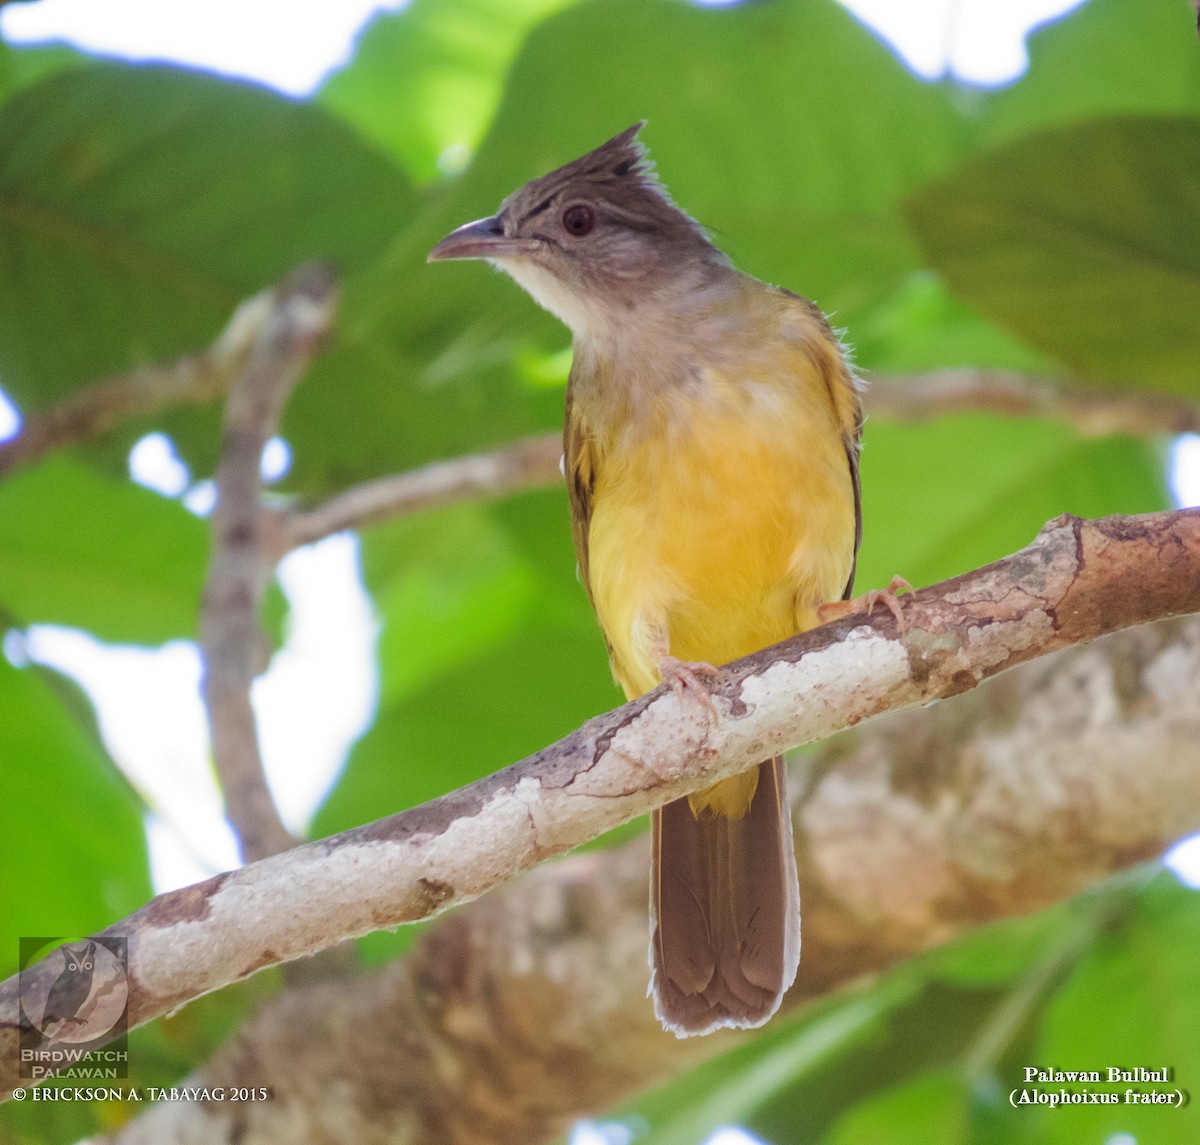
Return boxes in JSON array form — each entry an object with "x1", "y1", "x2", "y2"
[
  {"x1": 959, "y1": 904, "x2": 1102, "y2": 1085},
  {"x1": 276, "y1": 371, "x2": 1200, "y2": 551},
  {"x1": 5, "y1": 317, "x2": 1196, "y2": 502},
  {"x1": 280, "y1": 433, "x2": 563, "y2": 552},
  {"x1": 868, "y1": 368, "x2": 1200, "y2": 436},
  {"x1": 199, "y1": 263, "x2": 339, "y2": 864},
  {"x1": 0, "y1": 281, "x2": 297, "y2": 478}
]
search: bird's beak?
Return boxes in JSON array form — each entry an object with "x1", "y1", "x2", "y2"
[{"x1": 427, "y1": 215, "x2": 513, "y2": 263}]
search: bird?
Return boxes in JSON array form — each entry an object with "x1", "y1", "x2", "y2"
[{"x1": 429, "y1": 123, "x2": 863, "y2": 1036}]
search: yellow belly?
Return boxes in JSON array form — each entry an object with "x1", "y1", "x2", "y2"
[{"x1": 588, "y1": 376, "x2": 856, "y2": 700}]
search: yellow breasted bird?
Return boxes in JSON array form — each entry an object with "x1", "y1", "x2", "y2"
[{"x1": 429, "y1": 124, "x2": 863, "y2": 1036}]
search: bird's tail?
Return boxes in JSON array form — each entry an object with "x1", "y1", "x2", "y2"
[{"x1": 650, "y1": 756, "x2": 800, "y2": 1036}]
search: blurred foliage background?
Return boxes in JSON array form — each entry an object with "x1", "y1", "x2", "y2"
[{"x1": 1, "y1": 0, "x2": 1199, "y2": 1141}]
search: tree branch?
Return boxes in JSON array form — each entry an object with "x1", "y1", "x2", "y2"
[
  {"x1": 867, "y1": 368, "x2": 1200, "y2": 435},
  {"x1": 275, "y1": 372, "x2": 1200, "y2": 551},
  {"x1": 278, "y1": 433, "x2": 563, "y2": 553},
  {"x1": 0, "y1": 276, "x2": 321, "y2": 478},
  {"x1": 6, "y1": 358, "x2": 1195, "y2": 488},
  {"x1": 2, "y1": 506, "x2": 1197, "y2": 1101},
  {"x1": 6, "y1": 325, "x2": 1194, "y2": 541},
  {"x1": 199, "y1": 263, "x2": 339, "y2": 863},
  {"x1": 103, "y1": 611, "x2": 1200, "y2": 1144}
]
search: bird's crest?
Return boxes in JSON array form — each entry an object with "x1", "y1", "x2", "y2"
[
  {"x1": 504, "y1": 123, "x2": 706, "y2": 244},
  {"x1": 519, "y1": 123, "x2": 657, "y2": 202}
]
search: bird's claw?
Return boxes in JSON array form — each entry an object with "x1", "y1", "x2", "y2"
[
  {"x1": 818, "y1": 575, "x2": 912, "y2": 633},
  {"x1": 658, "y1": 655, "x2": 722, "y2": 722}
]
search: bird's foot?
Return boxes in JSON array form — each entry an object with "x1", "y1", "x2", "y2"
[
  {"x1": 817, "y1": 575, "x2": 912, "y2": 633},
  {"x1": 658, "y1": 655, "x2": 722, "y2": 722}
]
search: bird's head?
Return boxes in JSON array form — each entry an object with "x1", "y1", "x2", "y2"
[{"x1": 428, "y1": 123, "x2": 726, "y2": 340}]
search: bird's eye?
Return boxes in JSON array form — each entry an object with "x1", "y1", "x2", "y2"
[{"x1": 561, "y1": 204, "x2": 595, "y2": 236}]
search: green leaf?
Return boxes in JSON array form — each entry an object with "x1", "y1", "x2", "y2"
[
  {"x1": 0, "y1": 61, "x2": 413, "y2": 408},
  {"x1": 0, "y1": 655, "x2": 149, "y2": 972},
  {"x1": 984, "y1": 0, "x2": 1200, "y2": 145},
  {"x1": 1030, "y1": 877, "x2": 1200, "y2": 1144},
  {"x1": 0, "y1": 37, "x2": 87, "y2": 103},
  {"x1": 851, "y1": 272, "x2": 1056, "y2": 375},
  {"x1": 363, "y1": 502, "x2": 542, "y2": 706},
  {"x1": 906, "y1": 115, "x2": 1200, "y2": 393},
  {"x1": 821, "y1": 1070, "x2": 969, "y2": 1145},
  {"x1": 855, "y1": 418, "x2": 1169, "y2": 595},
  {"x1": 631, "y1": 984, "x2": 916, "y2": 1145},
  {"x1": 293, "y1": 0, "x2": 975, "y2": 491},
  {"x1": 318, "y1": 0, "x2": 576, "y2": 184},
  {"x1": 312, "y1": 613, "x2": 614, "y2": 830},
  {"x1": 0, "y1": 457, "x2": 208, "y2": 643},
  {"x1": 926, "y1": 906, "x2": 1072, "y2": 988},
  {"x1": 425, "y1": 0, "x2": 966, "y2": 300}
]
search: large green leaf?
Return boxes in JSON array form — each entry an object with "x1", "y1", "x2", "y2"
[
  {"x1": 286, "y1": 0, "x2": 977, "y2": 490},
  {"x1": 850, "y1": 271, "x2": 1055, "y2": 375},
  {"x1": 0, "y1": 61, "x2": 413, "y2": 408},
  {"x1": 0, "y1": 36, "x2": 86, "y2": 103},
  {"x1": 411, "y1": 0, "x2": 968, "y2": 308},
  {"x1": 315, "y1": 613, "x2": 611, "y2": 822},
  {"x1": 0, "y1": 655, "x2": 149, "y2": 971},
  {"x1": 906, "y1": 115, "x2": 1200, "y2": 393},
  {"x1": 1030, "y1": 877, "x2": 1200, "y2": 1144},
  {"x1": 926, "y1": 905, "x2": 1072, "y2": 989},
  {"x1": 630, "y1": 984, "x2": 915, "y2": 1145},
  {"x1": 0, "y1": 456, "x2": 208, "y2": 642},
  {"x1": 822, "y1": 1070, "x2": 969, "y2": 1145},
  {"x1": 984, "y1": 0, "x2": 1200, "y2": 145},
  {"x1": 364, "y1": 501, "x2": 543, "y2": 708},
  {"x1": 318, "y1": 0, "x2": 576, "y2": 184},
  {"x1": 855, "y1": 418, "x2": 1169, "y2": 595}
]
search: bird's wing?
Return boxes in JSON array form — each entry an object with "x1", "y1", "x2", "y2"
[
  {"x1": 563, "y1": 380, "x2": 597, "y2": 609},
  {"x1": 842, "y1": 400, "x2": 864, "y2": 601},
  {"x1": 778, "y1": 287, "x2": 864, "y2": 601}
]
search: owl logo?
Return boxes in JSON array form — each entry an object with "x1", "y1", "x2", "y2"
[
  {"x1": 41, "y1": 941, "x2": 98, "y2": 1041},
  {"x1": 22, "y1": 937, "x2": 128, "y2": 1048}
]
